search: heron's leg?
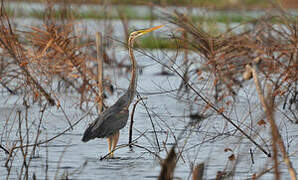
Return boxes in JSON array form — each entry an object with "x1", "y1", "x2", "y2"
[
  {"x1": 107, "y1": 136, "x2": 113, "y2": 158},
  {"x1": 111, "y1": 131, "x2": 120, "y2": 157}
]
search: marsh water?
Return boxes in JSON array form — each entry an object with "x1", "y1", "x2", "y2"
[
  {"x1": 1, "y1": 2, "x2": 298, "y2": 180},
  {"x1": 1, "y1": 51, "x2": 298, "y2": 179}
]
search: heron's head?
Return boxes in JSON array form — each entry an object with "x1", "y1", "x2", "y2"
[{"x1": 129, "y1": 25, "x2": 164, "y2": 40}]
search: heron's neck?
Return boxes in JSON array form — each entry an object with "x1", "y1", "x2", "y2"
[{"x1": 126, "y1": 37, "x2": 138, "y2": 106}]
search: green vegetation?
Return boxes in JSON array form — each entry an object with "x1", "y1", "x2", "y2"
[
  {"x1": 10, "y1": 0, "x2": 273, "y2": 9},
  {"x1": 192, "y1": 14, "x2": 254, "y2": 23},
  {"x1": 7, "y1": 7, "x2": 156, "y2": 20},
  {"x1": 137, "y1": 36, "x2": 176, "y2": 49},
  {"x1": 7, "y1": 6, "x2": 258, "y2": 23}
]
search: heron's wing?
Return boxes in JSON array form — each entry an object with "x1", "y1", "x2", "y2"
[
  {"x1": 97, "y1": 108, "x2": 129, "y2": 138},
  {"x1": 82, "y1": 106, "x2": 129, "y2": 141}
]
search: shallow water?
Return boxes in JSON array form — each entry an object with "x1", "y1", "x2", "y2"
[{"x1": 0, "y1": 53, "x2": 297, "y2": 179}]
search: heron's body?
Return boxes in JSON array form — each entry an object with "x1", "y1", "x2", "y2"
[
  {"x1": 82, "y1": 89, "x2": 133, "y2": 142},
  {"x1": 81, "y1": 25, "x2": 164, "y2": 158}
]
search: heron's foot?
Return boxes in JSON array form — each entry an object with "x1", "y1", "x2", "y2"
[
  {"x1": 109, "y1": 152, "x2": 114, "y2": 158},
  {"x1": 99, "y1": 153, "x2": 114, "y2": 160},
  {"x1": 107, "y1": 156, "x2": 121, "y2": 160}
]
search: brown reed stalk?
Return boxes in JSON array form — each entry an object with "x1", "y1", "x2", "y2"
[
  {"x1": 96, "y1": 32, "x2": 104, "y2": 113},
  {"x1": 192, "y1": 163, "x2": 205, "y2": 180},
  {"x1": 0, "y1": 4, "x2": 55, "y2": 106},
  {"x1": 158, "y1": 147, "x2": 177, "y2": 180},
  {"x1": 248, "y1": 59, "x2": 297, "y2": 180},
  {"x1": 168, "y1": 11, "x2": 297, "y2": 162}
]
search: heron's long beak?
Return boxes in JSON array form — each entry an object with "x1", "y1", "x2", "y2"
[{"x1": 139, "y1": 25, "x2": 164, "y2": 35}]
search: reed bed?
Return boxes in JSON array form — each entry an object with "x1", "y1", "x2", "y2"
[
  {"x1": 0, "y1": 0, "x2": 297, "y2": 179},
  {"x1": 161, "y1": 7, "x2": 297, "y2": 179}
]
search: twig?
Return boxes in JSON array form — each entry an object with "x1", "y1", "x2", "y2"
[
  {"x1": 28, "y1": 103, "x2": 47, "y2": 165},
  {"x1": 45, "y1": 131, "x2": 49, "y2": 180},
  {"x1": 100, "y1": 130, "x2": 149, "y2": 160},
  {"x1": 59, "y1": 104, "x2": 73, "y2": 130},
  {"x1": 100, "y1": 141, "x2": 136, "y2": 161},
  {"x1": 0, "y1": 81, "x2": 15, "y2": 95},
  {"x1": 250, "y1": 148, "x2": 254, "y2": 164},
  {"x1": 172, "y1": 65, "x2": 271, "y2": 157},
  {"x1": 54, "y1": 141, "x2": 70, "y2": 180},
  {"x1": 137, "y1": 92, "x2": 161, "y2": 151},
  {"x1": 133, "y1": 144, "x2": 162, "y2": 161},
  {"x1": 254, "y1": 151, "x2": 298, "y2": 179},
  {"x1": 0, "y1": 144, "x2": 9, "y2": 154},
  {"x1": 129, "y1": 97, "x2": 146, "y2": 149},
  {"x1": 11, "y1": 106, "x2": 93, "y2": 150},
  {"x1": 136, "y1": 44, "x2": 271, "y2": 157}
]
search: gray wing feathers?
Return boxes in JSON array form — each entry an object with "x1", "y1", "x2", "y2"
[
  {"x1": 98, "y1": 110, "x2": 129, "y2": 137},
  {"x1": 81, "y1": 105, "x2": 129, "y2": 142}
]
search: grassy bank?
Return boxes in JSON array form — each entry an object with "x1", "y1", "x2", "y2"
[
  {"x1": 8, "y1": 0, "x2": 277, "y2": 9},
  {"x1": 137, "y1": 36, "x2": 176, "y2": 49},
  {"x1": 7, "y1": 6, "x2": 260, "y2": 23}
]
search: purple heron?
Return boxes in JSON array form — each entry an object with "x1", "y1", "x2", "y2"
[{"x1": 82, "y1": 25, "x2": 164, "y2": 158}]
